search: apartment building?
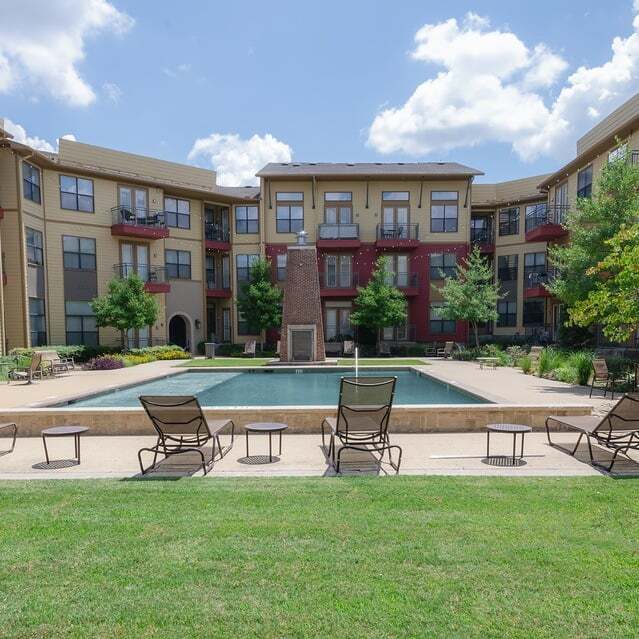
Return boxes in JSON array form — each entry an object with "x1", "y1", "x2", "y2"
[{"x1": 1, "y1": 92, "x2": 639, "y2": 355}]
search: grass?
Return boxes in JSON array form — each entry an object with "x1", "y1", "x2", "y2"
[
  {"x1": 1, "y1": 476, "x2": 638, "y2": 638},
  {"x1": 337, "y1": 358, "x2": 428, "y2": 366},
  {"x1": 180, "y1": 357, "x2": 271, "y2": 367}
]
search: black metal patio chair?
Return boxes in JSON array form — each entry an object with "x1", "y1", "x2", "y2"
[
  {"x1": 321, "y1": 376, "x2": 402, "y2": 474},
  {"x1": 138, "y1": 395, "x2": 234, "y2": 475},
  {"x1": 546, "y1": 393, "x2": 639, "y2": 472}
]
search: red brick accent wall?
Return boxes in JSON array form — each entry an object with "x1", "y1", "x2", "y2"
[{"x1": 280, "y1": 245, "x2": 326, "y2": 361}]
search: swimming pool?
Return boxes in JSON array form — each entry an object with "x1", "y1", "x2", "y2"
[{"x1": 65, "y1": 368, "x2": 489, "y2": 407}]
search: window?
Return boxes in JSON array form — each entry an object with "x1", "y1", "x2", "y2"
[
  {"x1": 60, "y1": 175, "x2": 94, "y2": 212},
  {"x1": 324, "y1": 255, "x2": 352, "y2": 288},
  {"x1": 524, "y1": 252, "x2": 546, "y2": 288},
  {"x1": 384, "y1": 254, "x2": 409, "y2": 287},
  {"x1": 236, "y1": 254, "x2": 258, "y2": 283},
  {"x1": 276, "y1": 192, "x2": 304, "y2": 233},
  {"x1": 499, "y1": 207, "x2": 519, "y2": 236},
  {"x1": 577, "y1": 165, "x2": 593, "y2": 199},
  {"x1": 29, "y1": 297, "x2": 47, "y2": 346},
  {"x1": 22, "y1": 162, "x2": 41, "y2": 203},
  {"x1": 65, "y1": 301, "x2": 98, "y2": 346},
  {"x1": 235, "y1": 205, "x2": 259, "y2": 234},
  {"x1": 497, "y1": 301, "x2": 517, "y2": 327},
  {"x1": 382, "y1": 191, "x2": 409, "y2": 201},
  {"x1": 222, "y1": 308, "x2": 231, "y2": 341},
  {"x1": 165, "y1": 250, "x2": 191, "y2": 279},
  {"x1": 164, "y1": 197, "x2": 190, "y2": 229},
  {"x1": 324, "y1": 192, "x2": 352, "y2": 224},
  {"x1": 609, "y1": 144, "x2": 628, "y2": 163},
  {"x1": 26, "y1": 228, "x2": 43, "y2": 265},
  {"x1": 497, "y1": 255, "x2": 518, "y2": 281},
  {"x1": 276, "y1": 253, "x2": 287, "y2": 281},
  {"x1": 430, "y1": 303, "x2": 455, "y2": 334},
  {"x1": 471, "y1": 216, "x2": 492, "y2": 243},
  {"x1": 238, "y1": 312, "x2": 254, "y2": 335},
  {"x1": 554, "y1": 182, "x2": 568, "y2": 208},
  {"x1": 325, "y1": 307, "x2": 352, "y2": 340},
  {"x1": 430, "y1": 192, "x2": 459, "y2": 233},
  {"x1": 205, "y1": 254, "x2": 217, "y2": 289},
  {"x1": 63, "y1": 236, "x2": 96, "y2": 270},
  {"x1": 429, "y1": 253, "x2": 456, "y2": 280},
  {"x1": 523, "y1": 300, "x2": 545, "y2": 326}
]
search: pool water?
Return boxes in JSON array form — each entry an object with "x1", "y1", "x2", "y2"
[{"x1": 66, "y1": 369, "x2": 489, "y2": 407}]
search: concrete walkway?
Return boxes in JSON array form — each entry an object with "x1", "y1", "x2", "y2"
[{"x1": 1, "y1": 432, "x2": 637, "y2": 480}]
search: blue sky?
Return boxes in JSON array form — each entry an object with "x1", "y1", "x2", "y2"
[{"x1": 2, "y1": 0, "x2": 639, "y2": 185}]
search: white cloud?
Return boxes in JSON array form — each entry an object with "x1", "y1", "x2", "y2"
[
  {"x1": 0, "y1": 0, "x2": 133, "y2": 107},
  {"x1": 102, "y1": 81, "x2": 123, "y2": 103},
  {"x1": 3, "y1": 118, "x2": 76, "y2": 152},
  {"x1": 188, "y1": 133, "x2": 293, "y2": 186},
  {"x1": 368, "y1": 6, "x2": 639, "y2": 162},
  {"x1": 163, "y1": 64, "x2": 191, "y2": 78}
]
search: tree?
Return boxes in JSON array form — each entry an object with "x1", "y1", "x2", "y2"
[
  {"x1": 569, "y1": 224, "x2": 639, "y2": 342},
  {"x1": 236, "y1": 258, "x2": 283, "y2": 337},
  {"x1": 350, "y1": 256, "x2": 407, "y2": 347},
  {"x1": 548, "y1": 152, "x2": 639, "y2": 307},
  {"x1": 90, "y1": 274, "x2": 158, "y2": 348},
  {"x1": 436, "y1": 247, "x2": 500, "y2": 348}
]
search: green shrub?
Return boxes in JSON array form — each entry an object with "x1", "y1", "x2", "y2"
[
  {"x1": 554, "y1": 365, "x2": 579, "y2": 384},
  {"x1": 537, "y1": 347, "x2": 558, "y2": 377},
  {"x1": 155, "y1": 349, "x2": 191, "y2": 360},
  {"x1": 517, "y1": 355, "x2": 532, "y2": 374},
  {"x1": 9, "y1": 345, "x2": 116, "y2": 363},
  {"x1": 122, "y1": 354, "x2": 154, "y2": 367},
  {"x1": 565, "y1": 351, "x2": 594, "y2": 385}
]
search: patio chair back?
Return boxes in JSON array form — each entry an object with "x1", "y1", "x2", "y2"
[
  {"x1": 592, "y1": 358, "x2": 609, "y2": 381},
  {"x1": 139, "y1": 395, "x2": 211, "y2": 445},
  {"x1": 29, "y1": 352, "x2": 43, "y2": 373},
  {"x1": 343, "y1": 340, "x2": 354, "y2": 355},
  {"x1": 444, "y1": 341, "x2": 454, "y2": 355},
  {"x1": 276, "y1": 340, "x2": 281, "y2": 355},
  {"x1": 599, "y1": 393, "x2": 639, "y2": 433},
  {"x1": 244, "y1": 340, "x2": 256, "y2": 356},
  {"x1": 336, "y1": 376, "x2": 396, "y2": 440}
]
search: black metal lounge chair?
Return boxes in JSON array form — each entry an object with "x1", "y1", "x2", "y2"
[
  {"x1": 321, "y1": 376, "x2": 402, "y2": 474},
  {"x1": 138, "y1": 395, "x2": 234, "y2": 475},
  {"x1": 546, "y1": 393, "x2": 639, "y2": 472}
]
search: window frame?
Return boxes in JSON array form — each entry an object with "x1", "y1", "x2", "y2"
[
  {"x1": 497, "y1": 301, "x2": 517, "y2": 327},
  {"x1": 59, "y1": 174, "x2": 94, "y2": 212},
  {"x1": 429, "y1": 252, "x2": 457, "y2": 280},
  {"x1": 276, "y1": 192, "x2": 304, "y2": 234},
  {"x1": 236, "y1": 254, "x2": 259, "y2": 284},
  {"x1": 523, "y1": 299, "x2": 545, "y2": 326},
  {"x1": 26, "y1": 227, "x2": 44, "y2": 265},
  {"x1": 497, "y1": 254, "x2": 518, "y2": 282},
  {"x1": 22, "y1": 161, "x2": 41, "y2": 204},
  {"x1": 430, "y1": 191, "x2": 459, "y2": 233},
  {"x1": 65, "y1": 300, "x2": 98, "y2": 346},
  {"x1": 324, "y1": 192, "x2": 352, "y2": 225},
  {"x1": 62, "y1": 235, "x2": 96, "y2": 271},
  {"x1": 164, "y1": 196, "x2": 191, "y2": 229},
  {"x1": 235, "y1": 205, "x2": 259, "y2": 234},
  {"x1": 164, "y1": 249, "x2": 191, "y2": 280},
  {"x1": 429, "y1": 302, "x2": 456, "y2": 335},
  {"x1": 577, "y1": 165, "x2": 593, "y2": 199},
  {"x1": 499, "y1": 207, "x2": 519, "y2": 236},
  {"x1": 29, "y1": 297, "x2": 47, "y2": 346},
  {"x1": 276, "y1": 253, "x2": 287, "y2": 282}
]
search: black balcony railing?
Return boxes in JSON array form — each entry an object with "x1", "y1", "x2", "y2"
[
  {"x1": 317, "y1": 223, "x2": 359, "y2": 240},
  {"x1": 525, "y1": 204, "x2": 570, "y2": 232},
  {"x1": 376, "y1": 224, "x2": 419, "y2": 240},
  {"x1": 114, "y1": 263, "x2": 167, "y2": 283},
  {"x1": 111, "y1": 206, "x2": 166, "y2": 228},
  {"x1": 319, "y1": 272, "x2": 359, "y2": 289},
  {"x1": 471, "y1": 220, "x2": 494, "y2": 244},
  {"x1": 498, "y1": 267, "x2": 518, "y2": 282},
  {"x1": 206, "y1": 269, "x2": 231, "y2": 290},
  {"x1": 205, "y1": 223, "x2": 230, "y2": 243},
  {"x1": 525, "y1": 267, "x2": 557, "y2": 289},
  {"x1": 385, "y1": 272, "x2": 419, "y2": 288}
]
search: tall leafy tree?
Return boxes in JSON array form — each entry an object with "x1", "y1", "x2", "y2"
[
  {"x1": 90, "y1": 275, "x2": 158, "y2": 348},
  {"x1": 569, "y1": 224, "x2": 639, "y2": 342},
  {"x1": 350, "y1": 256, "x2": 407, "y2": 348},
  {"x1": 548, "y1": 152, "x2": 639, "y2": 307},
  {"x1": 236, "y1": 258, "x2": 283, "y2": 337},
  {"x1": 437, "y1": 247, "x2": 500, "y2": 347}
]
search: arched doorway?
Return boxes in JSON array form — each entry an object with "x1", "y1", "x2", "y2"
[{"x1": 169, "y1": 315, "x2": 188, "y2": 349}]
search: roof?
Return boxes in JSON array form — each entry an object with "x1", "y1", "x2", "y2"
[
  {"x1": 256, "y1": 161, "x2": 483, "y2": 178},
  {"x1": 212, "y1": 185, "x2": 260, "y2": 200},
  {"x1": 472, "y1": 174, "x2": 550, "y2": 207}
]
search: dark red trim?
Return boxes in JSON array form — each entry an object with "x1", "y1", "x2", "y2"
[
  {"x1": 111, "y1": 224, "x2": 169, "y2": 240},
  {"x1": 525, "y1": 224, "x2": 567, "y2": 242},
  {"x1": 316, "y1": 239, "x2": 361, "y2": 250},
  {"x1": 144, "y1": 282, "x2": 171, "y2": 294},
  {"x1": 524, "y1": 286, "x2": 552, "y2": 299},
  {"x1": 205, "y1": 240, "x2": 231, "y2": 251},
  {"x1": 478, "y1": 242, "x2": 495, "y2": 254},
  {"x1": 206, "y1": 288, "x2": 232, "y2": 299},
  {"x1": 320, "y1": 288, "x2": 358, "y2": 298},
  {"x1": 375, "y1": 239, "x2": 420, "y2": 250}
]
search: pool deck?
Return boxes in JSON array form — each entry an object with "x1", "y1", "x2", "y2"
[{"x1": 1, "y1": 432, "x2": 637, "y2": 479}]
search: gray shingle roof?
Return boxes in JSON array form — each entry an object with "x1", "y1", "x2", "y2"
[
  {"x1": 212, "y1": 185, "x2": 260, "y2": 200},
  {"x1": 256, "y1": 162, "x2": 483, "y2": 178}
]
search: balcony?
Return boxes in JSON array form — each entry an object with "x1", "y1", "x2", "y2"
[
  {"x1": 375, "y1": 224, "x2": 420, "y2": 249},
  {"x1": 319, "y1": 272, "x2": 359, "y2": 297},
  {"x1": 470, "y1": 220, "x2": 495, "y2": 253},
  {"x1": 111, "y1": 207, "x2": 169, "y2": 240},
  {"x1": 206, "y1": 270, "x2": 232, "y2": 298},
  {"x1": 205, "y1": 224, "x2": 231, "y2": 251},
  {"x1": 114, "y1": 263, "x2": 170, "y2": 293},
  {"x1": 524, "y1": 268, "x2": 556, "y2": 298},
  {"x1": 316, "y1": 223, "x2": 360, "y2": 249},
  {"x1": 386, "y1": 272, "x2": 420, "y2": 296},
  {"x1": 525, "y1": 204, "x2": 569, "y2": 242}
]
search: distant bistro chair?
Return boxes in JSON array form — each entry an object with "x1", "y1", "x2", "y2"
[
  {"x1": 590, "y1": 358, "x2": 622, "y2": 399},
  {"x1": 138, "y1": 395, "x2": 234, "y2": 475},
  {"x1": 437, "y1": 341, "x2": 455, "y2": 358},
  {"x1": 321, "y1": 376, "x2": 401, "y2": 474},
  {"x1": 343, "y1": 340, "x2": 355, "y2": 357},
  {"x1": 8, "y1": 352, "x2": 45, "y2": 384},
  {"x1": 378, "y1": 342, "x2": 392, "y2": 357},
  {"x1": 546, "y1": 393, "x2": 639, "y2": 472},
  {"x1": 243, "y1": 340, "x2": 257, "y2": 357}
]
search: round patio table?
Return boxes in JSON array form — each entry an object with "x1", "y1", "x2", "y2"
[
  {"x1": 41, "y1": 426, "x2": 89, "y2": 465},
  {"x1": 486, "y1": 423, "x2": 532, "y2": 465},
  {"x1": 244, "y1": 422, "x2": 288, "y2": 463}
]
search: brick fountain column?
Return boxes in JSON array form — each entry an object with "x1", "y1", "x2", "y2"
[{"x1": 280, "y1": 231, "x2": 326, "y2": 362}]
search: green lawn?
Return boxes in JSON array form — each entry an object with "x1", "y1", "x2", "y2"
[
  {"x1": 1, "y1": 477, "x2": 638, "y2": 638},
  {"x1": 337, "y1": 358, "x2": 428, "y2": 366},
  {"x1": 180, "y1": 357, "x2": 271, "y2": 367}
]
